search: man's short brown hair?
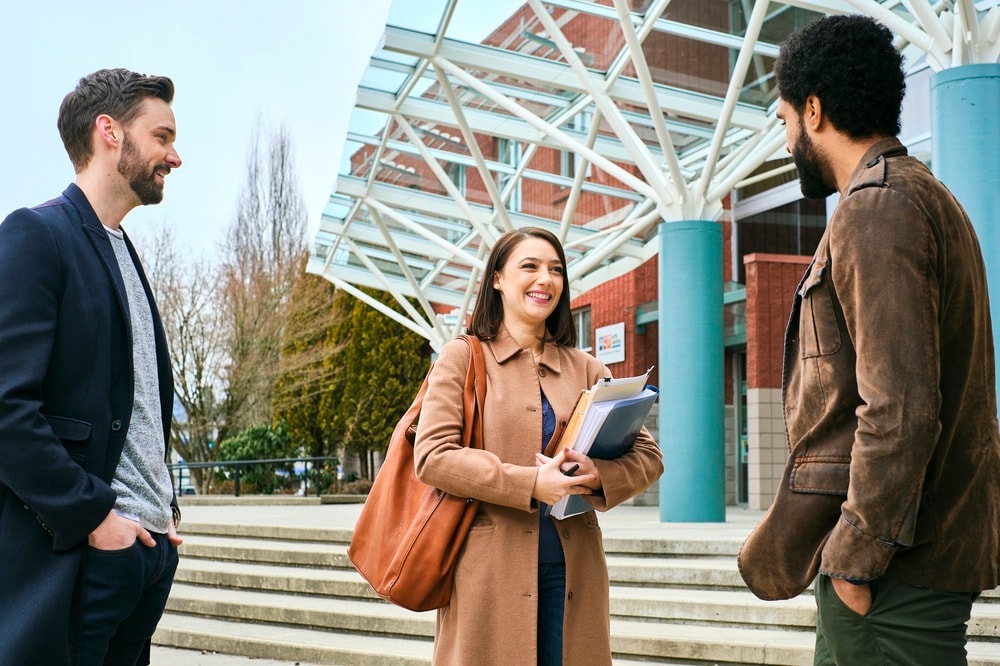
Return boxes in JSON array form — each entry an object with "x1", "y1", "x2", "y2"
[{"x1": 57, "y1": 68, "x2": 174, "y2": 172}]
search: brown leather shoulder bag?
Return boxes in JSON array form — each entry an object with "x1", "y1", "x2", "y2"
[{"x1": 347, "y1": 335, "x2": 485, "y2": 611}]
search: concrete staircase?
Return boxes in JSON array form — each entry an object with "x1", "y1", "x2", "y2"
[{"x1": 155, "y1": 511, "x2": 1000, "y2": 665}]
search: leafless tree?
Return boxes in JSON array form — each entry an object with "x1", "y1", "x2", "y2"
[
  {"x1": 140, "y1": 226, "x2": 227, "y2": 492},
  {"x1": 220, "y1": 120, "x2": 308, "y2": 438},
  {"x1": 136, "y1": 121, "x2": 310, "y2": 491}
]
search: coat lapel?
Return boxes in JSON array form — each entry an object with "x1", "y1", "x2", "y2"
[{"x1": 62, "y1": 185, "x2": 133, "y2": 344}]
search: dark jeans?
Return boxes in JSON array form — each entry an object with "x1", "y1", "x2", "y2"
[
  {"x1": 78, "y1": 531, "x2": 179, "y2": 666},
  {"x1": 814, "y1": 573, "x2": 976, "y2": 666},
  {"x1": 538, "y1": 562, "x2": 566, "y2": 666}
]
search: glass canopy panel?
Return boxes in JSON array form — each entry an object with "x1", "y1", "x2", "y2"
[
  {"x1": 343, "y1": 108, "x2": 396, "y2": 178},
  {"x1": 638, "y1": 25, "x2": 781, "y2": 107},
  {"x1": 386, "y1": 0, "x2": 451, "y2": 37},
  {"x1": 448, "y1": 0, "x2": 531, "y2": 44},
  {"x1": 361, "y1": 50, "x2": 422, "y2": 96},
  {"x1": 451, "y1": 66, "x2": 577, "y2": 120},
  {"x1": 511, "y1": 8, "x2": 623, "y2": 74},
  {"x1": 757, "y1": 3, "x2": 827, "y2": 44}
]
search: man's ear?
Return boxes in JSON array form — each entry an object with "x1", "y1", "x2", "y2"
[
  {"x1": 94, "y1": 114, "x2": 119, "y2": 148},
  {"x1": 803, "y1": 94, "x2": 823, "y2": 132}
]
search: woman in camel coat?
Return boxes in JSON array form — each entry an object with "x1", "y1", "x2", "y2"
[{"x1": 414, "y1": 227, "x2": 663, "y2": 665}]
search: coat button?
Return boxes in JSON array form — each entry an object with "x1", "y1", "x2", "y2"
[
  {"x1": 538, "y1": 368, "x2": 546, "y2": 377},
  {"x1": 567, "y1": 591, "x2": 574, "y2": 600},
  {"x1": 111, "y1": 419, "x2": 123, "y2": 431}
]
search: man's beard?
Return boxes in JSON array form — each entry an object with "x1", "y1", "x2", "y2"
[
  {"x1": 117, "y1": 133, "x2": 166, "y2": 205},
  {"x1": 792, "y1": 123, "x2": 836, "y2": 200}
]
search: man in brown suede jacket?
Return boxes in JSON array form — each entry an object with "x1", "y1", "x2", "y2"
[{"x1": 738, "y1": 15, "x2": 1000, "y2": 665}]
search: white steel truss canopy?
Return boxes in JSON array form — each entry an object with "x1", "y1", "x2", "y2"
[{"x1": 309, "y1": 0, "x2": 1000, "y2": 350}]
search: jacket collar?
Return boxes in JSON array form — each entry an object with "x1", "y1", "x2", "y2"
[
  {"x1": 486, "y1": 325, "x2": 563, "y2": 374},
  {"x1": 845, "y1": 137, "x2": 909, "y2": 195},
  {"x1": 60, "y1": 183, "x2": 133, "y2": 337},
  {"x1": 61, "y1": 183, "x2": 106, "y2": 232}
]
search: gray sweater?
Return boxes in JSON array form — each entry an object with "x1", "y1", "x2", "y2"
[{"x1": 106, "y1": 228, "x2": 173, "y2": 534}]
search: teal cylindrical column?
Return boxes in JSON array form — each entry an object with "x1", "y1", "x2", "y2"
[
  {"x1": 658, "y1": 220, "x2": 725, "y2": 522},
  {"x1": 931, "y1": 64, "x2": 1000, "y2": 412}
]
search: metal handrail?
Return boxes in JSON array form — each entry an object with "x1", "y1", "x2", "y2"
[{"x1": 167, "y1": 456, "x2": 339, "y2": 497}]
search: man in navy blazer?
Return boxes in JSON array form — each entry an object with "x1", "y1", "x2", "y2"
[{"x1": 0, "y1": 69, "x2": 183, "y2": 665}]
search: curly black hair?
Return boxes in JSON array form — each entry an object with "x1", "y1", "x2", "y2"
[{"x1": 774, "y1": 15, "x2": 905, "y2": 140}]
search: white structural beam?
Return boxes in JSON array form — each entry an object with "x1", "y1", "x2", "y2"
[
  {"x1": 309, "y1": 0, "x2": 1000, "y2": 349},
  {"x1": 383, "y1": 25, "x2": 769, "y2": 129},
  {"x1": 356, "y1": 88, "x2": 651, "y2": 165}
]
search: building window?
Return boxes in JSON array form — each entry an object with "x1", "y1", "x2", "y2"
[
  {"x1": 445, "y1": 162, "x2": 466, "y2": 196},
  {"x1": 560, "y1": 113, "x2": 592, "y2": 181},
  {"x1": 573, "y1": 307, "x2": 592, "y2": 353},
  {"x1": 496, "y1": 138, "x2": 522, "y2": 212},
  {"x1": 734, "y1": 193, "x2": 827, "y2": 284}
]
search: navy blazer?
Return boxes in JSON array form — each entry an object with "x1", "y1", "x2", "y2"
[{"x1": 0, "y1": 184, "x2": 174, "y2": 665}]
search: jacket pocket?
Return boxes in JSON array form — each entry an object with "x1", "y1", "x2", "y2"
[
  {"x1": 798, "y1": 261, "x2": 842, "y2": 358},
  {"x1": 44, "y1": 415, "x2": 92, "y2": 463},
  {"x1": 790, "y1": 459, "x2": 850, "y2": 496}
]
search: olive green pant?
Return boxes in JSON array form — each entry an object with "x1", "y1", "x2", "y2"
[{"x1": 814, "y1": 574, "x2": 976, "y2": 666}]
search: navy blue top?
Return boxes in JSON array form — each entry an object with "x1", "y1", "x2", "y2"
[{"x1": 538, "y1": 392, "x2": 565, "y2": 564}]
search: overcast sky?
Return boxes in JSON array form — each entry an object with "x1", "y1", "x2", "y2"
[{"x1": 0, "y1": 1, "x2": 393, "y2": 256}]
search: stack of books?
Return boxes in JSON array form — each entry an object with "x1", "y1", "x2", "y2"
[{"x1": 549, "y1": 368, "x2": 658, "y2": 520}]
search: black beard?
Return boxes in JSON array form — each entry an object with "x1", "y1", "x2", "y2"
[
  {"x1": 792, "y1": 125, "x2": 836, "y2": 200},
  {"x1": 117, "y1": 134, "x2": 165, "y2": 205}
]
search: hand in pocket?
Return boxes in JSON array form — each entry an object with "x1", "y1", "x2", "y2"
[{"x1": 831, "y1": 576, "x2": 872, "y2": 616}]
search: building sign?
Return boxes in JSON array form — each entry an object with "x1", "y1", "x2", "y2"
[{"x1": 595, "y1": 322, "x2": 625, "y2": 364}]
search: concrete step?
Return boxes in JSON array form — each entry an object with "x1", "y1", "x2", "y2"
[
  {"x1": 176, "y1": 535, "x2": 1000, "y2": 640},
  {"x1": 157, "y1": 612, "x2": 814, "y2": 666},
  {"x1": 179, "y1": 533, "x2": 753, "y2": 592},
  {"x1": 603, "y1": 535, "x2": 742, "y2": 557},
  {"x1": 610, "y1": 585, "x2": 814, "y2": 629},
  {"x1": 161, "y1": 510, "x2": 1000, "y2": 665},
  {"x1": 174, "y1": 558, "x2": 377, "y2": 599},
  {"x1": 610, "y1": 619, "x2": 1000, "y2": 666},
  {"x1": 181, "y1": 520, "x2": 749, "y2": 557},
  {"x1": 157, "y1": 607, "x2": 1000, "y2": 666},
  {"x1": 165, "y1": 583, "x2": 434, "y2": 638},
  {"x1": 181, "y1": 522, "x2": 353, "y2": 544},
  {"x1": 176, "y1": 555, "x2": 753, "y2": 600},
  {"x1": 180, "y1": 533, "x2": 750, "y2": 589},
  {"x1": 162, "y1": 583, "x2": 816, "y2": 665},
  {"x1": 168, "y1": 577, "x2": 816, "y2": 633},
  {"x1": 154, "y1": 613, "x2": 433, "y2": 666},
  {"x1": 179, "y1": 534, "x2": 351, "y2": 568},
  {"x1": 608, "y1": 554, "x2": 749, "y2": 589},
  {"x1": 166, "y1": 578, "x2": 1000, "y2": 661}
]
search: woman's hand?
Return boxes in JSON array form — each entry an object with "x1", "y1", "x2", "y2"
[
  {"x1": 531, "y1": 450, "x2": 598, "y2": 505},
  {"x1": 561, "y1": 447, "x2": 603, "y2": 491}
]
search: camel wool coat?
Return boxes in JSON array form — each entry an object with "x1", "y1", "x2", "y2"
[{"x1": 414, "y1": 328, "x2": 663, "y2": 665}]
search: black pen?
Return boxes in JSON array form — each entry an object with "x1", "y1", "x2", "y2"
[{"x1": 562, "y1": 463, "x2": 580, "y2": 477}]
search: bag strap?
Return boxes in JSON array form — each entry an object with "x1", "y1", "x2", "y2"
[{"x1": 456, "y1": 334, "x2": 486, "y2": 451}]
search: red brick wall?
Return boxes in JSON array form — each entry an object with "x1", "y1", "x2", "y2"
[
  {"x1": 571, "y1": 257, "x2": 659, "y2": 384},
  {"x1": 743, "y1": 254, "x2": 810, "y2": 389}
]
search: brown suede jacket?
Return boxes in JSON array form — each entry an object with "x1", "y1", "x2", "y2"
[{"x1": 739, "y1": 138, "x2": 1000, "y2": 600}]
